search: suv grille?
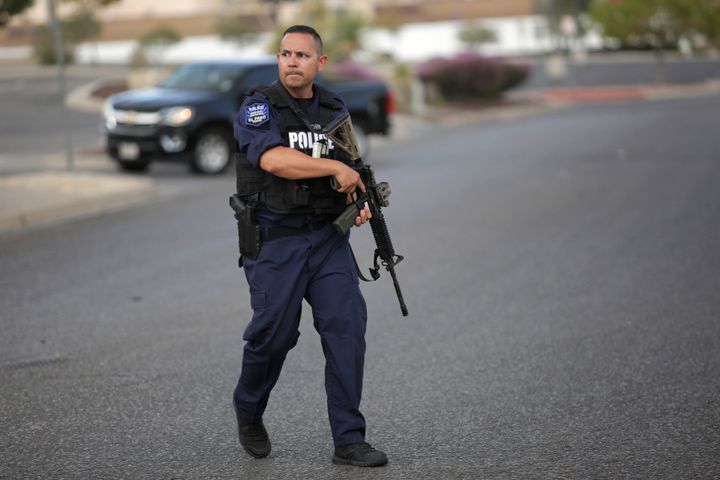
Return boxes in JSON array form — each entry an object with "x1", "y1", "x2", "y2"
[{"x1": 114, "y1": 109, "x2": 161, "y2": 125}]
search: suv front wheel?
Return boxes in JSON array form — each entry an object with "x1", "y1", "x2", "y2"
[{"x1": 190, "y1": 127, "x2": 234, "y2": 174}]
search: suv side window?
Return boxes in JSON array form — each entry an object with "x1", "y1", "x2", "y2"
[{"x1": 241, "y1": 65, "x2": 278, "y2": 89}]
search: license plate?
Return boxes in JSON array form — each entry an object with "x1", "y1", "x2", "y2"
[{"x1": 118, "y1": 142, "x2": 140, "y2": 160}]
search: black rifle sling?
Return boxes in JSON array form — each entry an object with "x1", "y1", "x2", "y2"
[
  {"x1": 266, "y1": 81, "x2": 338, "y2": 133},
  {"x1": 349, "y1": 244, "x2": 379, "y2": 283}
]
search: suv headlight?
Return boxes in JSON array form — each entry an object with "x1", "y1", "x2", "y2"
[
  {"x1": 161, "y1": 107, "x2": 194, "y2": 126},
  {"x1": 103, "y1": 99, "x2": 117, "y2": 130}
]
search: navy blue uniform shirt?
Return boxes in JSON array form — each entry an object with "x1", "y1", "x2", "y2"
[{"x1": 233, "y1": 83, "x2": 351, "y2": 228}]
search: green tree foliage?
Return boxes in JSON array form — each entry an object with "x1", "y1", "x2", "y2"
[
  {"x1": 268, "y1": 2, "x2": 366, "y2": 61},
  {"x1": 589, "y1": 0, "x2": 682, "y2": 50},
  {"x1": 32, "y1": 9, "x2": 101, "y2": 64},
  {"x1": 0, "y1": 0, "x2": 33, "y2": 26},
  {"x1": 590, "y1": 0, "x2": 720, "y2": 49},
  {"x1": 62, "y1": 0, "x2": 120, "y2": 9},
  {"x1": 331, "y1": 11, "x2": 364, "y2": 61},
  {"x1": 139, "y1": 26, "x2": 181, "y2": 48},
  {"x1": 28, "y1": 0, "x2": 122, "y2": 64},
  {"x1": 589, "y1": 0, "x2": 720, "y2": 80},
  {"x1": 135, "y1": 26, "x2": 181, "y2": 65},
  {"x1": 302, "y1": 0, "x2": 329, "y2": 27},
  {"x1": 267, "y1": 0, "x2": 330, "y2": 55},
  {"x1": 64, "y1": 9, "x2": 100, "y2": 43},
  {"x1": 33, "y1": 25, "x2": 71, "y2": 64},
  {"x1": 267, "y1": 25, "x2": 287, "y2": 55},
  {"x1": 680, "y1": 0, "x2": 720, "y2": 48},
  {"x1": 457, "y1": 21, "x2": 497, "y2": 51},
  {"x1": 216, "y1": 17, "x2": 259, "y2": 47}
]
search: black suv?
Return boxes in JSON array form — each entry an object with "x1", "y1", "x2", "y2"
[{"x1": 102, "y1": 58, "x2": 393, "y2": 174}]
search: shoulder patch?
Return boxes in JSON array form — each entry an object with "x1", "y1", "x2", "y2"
[{"x1": 245, "y1": 102, "x2": 270, "y2": 127}]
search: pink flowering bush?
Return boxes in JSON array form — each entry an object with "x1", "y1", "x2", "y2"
[
  {"x1": 323, "y1": 61, "x2": 382, "y2": 81},
  {"x1": 416, "y1": 52, "x2": 530, "y2": 101}
]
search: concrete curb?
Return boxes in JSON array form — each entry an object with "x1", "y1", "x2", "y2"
[
  {"x1": 432, "y1": 98, "x2": 566, "y2": 126},
  {"x1": 537, "y1": 79, "x2": 720, "y2": 105},
  {"x1": 66, "y1": 78, "x2": 109, "y2": 113},
  {"x1": 0, "y1": 171, "x2": 158, "y2": 235}
]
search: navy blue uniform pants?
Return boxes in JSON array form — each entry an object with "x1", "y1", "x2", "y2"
[{"x1": 234, "y1": 225, "x2": 368, "y2": 447}]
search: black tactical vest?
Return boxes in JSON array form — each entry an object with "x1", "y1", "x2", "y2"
[{"x1": 236, "y1": 82, "x2": 349, "y2": 215}]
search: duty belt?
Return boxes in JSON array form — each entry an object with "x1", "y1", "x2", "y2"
[{"x1": 260, "y1": 221, "x2": 330, "y2": 242}]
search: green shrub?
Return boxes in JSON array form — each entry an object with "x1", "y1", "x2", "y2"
[
  {"x1": 31, "y1": 10, "x2": 100, "y2": 65},
  {"x1": 137, "y1": 26, "x2": 181, "y2": 64},
  {"x1": 216, "y1": 17, "x2": 259, "y2": 47},
  {"x1": 416, "y1": 52, "x2": 530, "y2": 102},
  {"x1": 32, "y1": 25, "x2": 74, "y2": 65},
  {"x1": 139, "y1": 26, "x2": 181, "y2": 48}
]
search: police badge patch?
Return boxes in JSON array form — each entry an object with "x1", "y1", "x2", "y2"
[{"x1": 245, "y1": 103, "x2": 269, "y2": 127}]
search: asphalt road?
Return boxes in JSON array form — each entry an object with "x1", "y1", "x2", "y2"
[
  {"x1": 2, "y1": 94, "x2": 720, "y2": 479},
  {"x1": 0, "y1": 66, "x2": 120, "y2": 160}
]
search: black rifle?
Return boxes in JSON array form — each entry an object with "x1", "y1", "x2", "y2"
[{"x1": 323, "y1": 114, "x2": 408, "y2": 317}]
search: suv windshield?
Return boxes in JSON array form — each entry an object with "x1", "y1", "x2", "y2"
[{"x1": 159, "y1": 64, "x2": 245, "y2": 92}]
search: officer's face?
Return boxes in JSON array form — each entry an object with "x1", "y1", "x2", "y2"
[{"x1": 278, "y1": 32, "x2": 327, "y2": 99}]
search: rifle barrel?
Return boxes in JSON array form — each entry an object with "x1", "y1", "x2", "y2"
[{"x1": 389, "y1": 265, "x2": 409, "y2": 317}]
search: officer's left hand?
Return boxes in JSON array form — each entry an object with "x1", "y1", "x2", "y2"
[{"x1": 355, "y1": 202, "x2": 372, "y2": 227}]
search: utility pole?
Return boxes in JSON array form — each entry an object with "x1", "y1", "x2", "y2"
[{"x1": 46, "y1": 0, "x2": 74, "y2": 171}]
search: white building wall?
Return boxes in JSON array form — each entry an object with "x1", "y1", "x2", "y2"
[
  {"x1": 74, "y1": 32, "x2": 275, "y2": 64},
  {"x1": 2, "y1": 14, "x2": 605, "y2": 65},
  {"x1": 361, "y1": 16, "x2": 557, "y2": 62}
]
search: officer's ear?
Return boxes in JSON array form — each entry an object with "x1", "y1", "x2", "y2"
[{"x1": 317, "y1": 54, "x2": 328, "y2": 72}]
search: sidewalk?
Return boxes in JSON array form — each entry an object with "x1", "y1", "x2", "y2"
[
  {"x1": 0, "y1": 170, "x2": 157, "y2": 235},
  {"x1": 2, "y1": 78, "x2": 719, "y2": 237},
  {"x1": 536, "y1": 79, "x2": 720, "y2": 104}
]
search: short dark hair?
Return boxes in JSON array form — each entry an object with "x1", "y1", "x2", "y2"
[{"x1": 282, "y1": 25, "x2": 324, "y2": 55}]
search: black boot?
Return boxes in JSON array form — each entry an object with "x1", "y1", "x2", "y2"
[
  {"x1": 332, "y1": 442, "x2": 388, "y2": 467},
  {"x1": 234, "y1": 403, "x2": 271, "y2": 458}
]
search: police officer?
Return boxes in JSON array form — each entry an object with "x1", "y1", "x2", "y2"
[{"x1": 231, "y1": 25, "x2": 388, "y2": 467}]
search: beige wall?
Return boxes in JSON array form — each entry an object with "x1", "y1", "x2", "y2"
[
  {"x1": 1, "y1": 0, "x2": 272, "y2": 47},
  {"x1": 13, "y1": 0, "x2": 536, "y2": 25},
  {"x1": 375, "y1": 0, "x2": 535, "y2": 24},
  {"x1": 13, "y1": 0, "x2": 270, "y2": 23},
  {"x1": 1, "y1": 0, "x2": 536, "y2": 47}
]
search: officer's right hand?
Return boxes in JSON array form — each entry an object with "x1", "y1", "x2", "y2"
[{"x1": 333, "y1": 163, "x2": 365, "y2": 194}]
